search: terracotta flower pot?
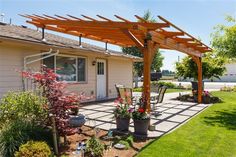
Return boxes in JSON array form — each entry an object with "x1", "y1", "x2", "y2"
[
  {"x1": 116, "y1": 117, "x2": 130, "y2": 132},
  {"x1": 133, "y1": 118, "x2": 150, "y2": 135}
]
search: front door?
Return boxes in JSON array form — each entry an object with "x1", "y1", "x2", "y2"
[{"x1": 96, "y1": 59, "x2": 107, "y2": 99}]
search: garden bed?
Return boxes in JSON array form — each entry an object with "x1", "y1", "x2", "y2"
[
  {"x1": 176, "y1": 93, "x2": 221, "y2": 104},
  {"x1": 60, "y1": 126, "x2": 151, "y2": 157}
]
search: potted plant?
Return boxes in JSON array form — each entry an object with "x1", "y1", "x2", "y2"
[
  {"x1": 113, "y1": 97, "x2": 133, "y2": 132},
  {"x1": 132, "y1": 97, "x2": 150, "y2": 136},
  {"x1": 202, "y1": 90, "x2": 211, "y2": 104}
]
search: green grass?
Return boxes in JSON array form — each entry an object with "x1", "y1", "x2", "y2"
[
  {"x1": 165, "y1": 88, "x2": 190, "y2": 93},
  {"x1": 137, "y1": 91, "x2": 236, "y2": 157},
  {"x1": 133, "y1": 88, "x2": 189, "y2": 93}
]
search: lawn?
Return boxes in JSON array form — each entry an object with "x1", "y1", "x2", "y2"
[
  {"x1": 165, "y1": 88, "x2": 190, "y2": 93},
  {"x1": 137, "y1": 91, "x2": 236, "y2": 157}
]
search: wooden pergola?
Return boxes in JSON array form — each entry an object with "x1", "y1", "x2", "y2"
[{"x1": 21, "y1": 14, "x2": 212, "y2": 112}]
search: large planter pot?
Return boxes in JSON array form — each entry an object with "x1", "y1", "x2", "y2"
[
  {"x1": 69, "y1": 114, "x2": 86, "y2": 127},
  {"x1": 191, "y1": 81, "x2": 204, "y2": 91},
  {"x1": 133, "y1": 119, "x2": 150, "y2": 135},
  {"x1": 116, "y1": 117, "x2": 130, "y2": 132},
  {"x1": 193, "y1": 94, "x2": 198, "y2": 102},
  {"x1": 203, "y1": 96, "x2": 211, "y2": 104}
]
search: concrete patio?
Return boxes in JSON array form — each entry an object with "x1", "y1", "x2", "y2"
[{"x1": 80, "y1": 92, "x2": 211, "y2": 138}]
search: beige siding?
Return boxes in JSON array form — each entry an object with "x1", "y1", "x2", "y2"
[
  {"x1": 0, "y1": 44, "x2": 41, "y2": 98},
  {"x1": 0, "y1": 42, "x2": 134, "y2": 101},
  {"x1": 108, "y1": 58, "x2": 133, "y2": 98}
]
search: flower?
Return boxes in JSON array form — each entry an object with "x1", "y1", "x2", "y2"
[
  {"x1": 203, "y1": 90, "x2": 210, "y2": 97},
  {"x1": 128, "y1": 108, "x2": 134, "y2": 113},
  {"x1": 113, "y1": 97, "x2": 132, "y2": 118},
  {"x1": 138, "y1": 108, "x2": 145, "y2": 113}
]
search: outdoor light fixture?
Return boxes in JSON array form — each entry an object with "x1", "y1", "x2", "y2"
[{"x1": 92, "y1": 60, "x2": 96, "y2": 66}]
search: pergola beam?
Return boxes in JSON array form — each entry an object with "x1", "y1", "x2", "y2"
[
  {"x1": 159, "y1": 31, "x2": 185, "y2": 37},
  {"x1": 122, "y1": 29, "x2": 144, "y2": 48},
  {"x1": 26, "y1": 20, "x2": 129, "y2": 47},
  {"x1": 150, "y1": 31, "x2": 202, "y2": 57},
  {"x1": 174, "y1": 37, "x2": 194, "y2": 43},
  {"x1": 96, "y1": 15, "x2": 113, "y2": 22},
  {"x1": 158, "y1": 15, "x2": 212, "y2": 51},
  {"x1": 81, "y1": 15, "x2": 98, "y2": 21}
]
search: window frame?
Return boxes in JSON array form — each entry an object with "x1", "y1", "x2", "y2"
[{"x1": 43, "y1": 54, "x2": 87, "y2": 83}]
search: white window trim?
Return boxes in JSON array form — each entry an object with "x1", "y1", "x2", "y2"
[{"x1": 52, "y1": 54, "x2": 87, "y2": 83}]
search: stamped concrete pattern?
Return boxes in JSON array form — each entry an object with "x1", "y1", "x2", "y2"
[{"x1": 80, "y1": 92, "x2": 210, "y2": 138}]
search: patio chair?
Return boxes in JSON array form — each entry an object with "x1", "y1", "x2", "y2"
[
  {"x1": 115, "y1": 85, "x2": 135, "y2": 105},
  {"x1": 115, "y1": 84, "x2": 125, "y2": 97},
  {"x1": 151, "y1": 86, "x2": 167, "y2": 116},
  {"x1": 156, "y1": 84, "x2": 163, "y2": 93}
]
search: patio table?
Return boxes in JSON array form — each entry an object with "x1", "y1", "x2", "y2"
[{"x1": 132, "y1": 92, "x2": 159, "y2": 104}]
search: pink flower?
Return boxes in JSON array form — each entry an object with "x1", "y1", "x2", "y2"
[{"x1": 128, "y1": 108, "x2": 134, "y2": 113}]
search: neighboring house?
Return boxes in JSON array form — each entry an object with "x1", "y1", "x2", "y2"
[
  {"x1": 0, "y1": 22, "x2": 142, "y2": 101},
  {"x1": 218, "y1": 63, "x2": 236, "y2": 82}
]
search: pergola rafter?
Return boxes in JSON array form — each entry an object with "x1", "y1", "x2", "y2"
[{"x1": 21, "y1": 14, "x2": 212, "y2": 112}]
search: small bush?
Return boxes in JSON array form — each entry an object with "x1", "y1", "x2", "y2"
[
  {"x1": 15, "y1": 141, "x2": 51, "y2": 157},
  {"x1": 0, "y1": 91, "x2": 48, "y2": 128},
  {"x1": 220, "y1": 86, "x2": 233, "y2": 92},
  {"x1": 152, "y1": 81, "x2": 177, "y2": 88},
  {"x1": 133, "y1": 87, "x2": 142, "y2": 92},
  {"x1": 233, "y1": 86, "x2": 236, "y2": 92},
  {"x1": 0, "y1": 121, "x2": 53, "y2": 157},
  {"x1": 115, "y1": 135, "x2": 134, "y2": 149},
  {"x1": 85, "y1": 136, "x2": 104, "y2": 157}
]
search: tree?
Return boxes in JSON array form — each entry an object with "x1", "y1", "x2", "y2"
[
  {"x1": 122, "y1": 10, "x2": 164, "y2": 76},
  {"x1": 211, "y1": 15, "x2": 236, "y2": 58},
  {"x1": 175, "y1": 52, "x2": 226, "y2": 81},
  {"x1": 22, "y1": 66, "x2": 87, "y2": 138}
]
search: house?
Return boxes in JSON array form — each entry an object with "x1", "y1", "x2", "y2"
[
  {"x1": 0, "y1": 22, "x2": 142, "y2": 101},
  {"x1": 218, "y1": 63, "x2": 236, "y2": 82}
]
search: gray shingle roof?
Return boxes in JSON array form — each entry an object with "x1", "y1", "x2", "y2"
[{"x1": 0, "y1": 23, "x2": 142, "y2": 61}]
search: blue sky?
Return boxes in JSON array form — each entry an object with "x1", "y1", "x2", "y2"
[{"x1": 1, "y1": 0, "x2": 236, "y2": 70}]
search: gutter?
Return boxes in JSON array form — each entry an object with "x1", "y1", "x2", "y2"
[{"x1": 0, "y1": 35, "x2": 143, "y2": 62}]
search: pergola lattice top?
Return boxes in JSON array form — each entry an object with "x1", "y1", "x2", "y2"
[{"x1": 21, "y1": 14, "x2": 212, "y2": 57}]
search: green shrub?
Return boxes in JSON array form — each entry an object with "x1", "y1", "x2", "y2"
[
  {"x1": 0, "y1": 121, "x2": 53, "y2": 157},
  {"x1": 152, "y1": 81, "x2": 177, "y2": 88},
  {"x1": 85, "y1": 136, "x2": 104, "y2": 157},
  {"x1": 15, "y1": 141, "x2": 51, "y2": 157},
  {"x1": 220, "y1": 86, "x2": 233, "y2": 92},
  {"x1": 233, "y1": 86, "x2": 236, "y2": 92},
  {"x1": 133, "y1": 87, "x2": 142, "y2": 92},
  {"x1": 0, "y1": 91, "x2": 48, "y2": 127},
  {"x1": 115, "y1": 135, "x2": 134, "y2": 149}
]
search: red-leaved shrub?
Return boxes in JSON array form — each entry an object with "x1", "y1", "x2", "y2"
[{"x1": 22, "y1": 66, "x2": 88, "y2": 136}]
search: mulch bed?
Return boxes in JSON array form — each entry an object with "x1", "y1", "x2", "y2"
[{"x1": 59, "y1": 126, "x2": 152, "y2": 157}]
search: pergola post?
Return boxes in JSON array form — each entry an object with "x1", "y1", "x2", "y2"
[
  {"x1": 141, "y1": 39, "x2": 159, "y2": 113},
  {"x1": 197, "y1": 57, "x2": 203, "y2": 103},
  {"x1": 192, "y1": 56, "x2": 203, "y2": 103}
]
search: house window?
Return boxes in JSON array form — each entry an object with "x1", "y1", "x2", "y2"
[
  {"x1": 97, "y1": 62, "x2": 104, "y2": 75},
  {"x1": 56, "y1": 56, "x2": 76, "y2": 81},
  {"x1": 77, "y1": 58, "x2": 86, "y2": 82},
  {"x1": 43, "y1": 55, "x2": 87, "y2": 82}
]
